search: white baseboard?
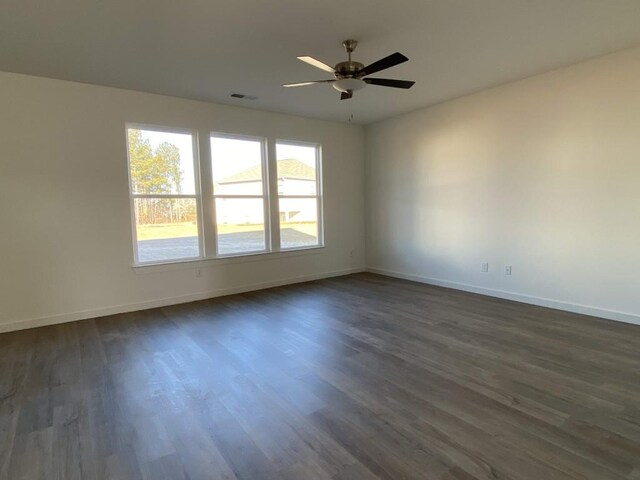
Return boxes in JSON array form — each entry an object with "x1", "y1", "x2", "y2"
[
  {"x1": 366, "y1": 267, "x2": 640, "y2": 326},
  {"x1": 5, "y1": 266, "x2": 637, "y2": 333},
  {"x1": 0, "y1": 267, "x2": 365, "y2": 334}
]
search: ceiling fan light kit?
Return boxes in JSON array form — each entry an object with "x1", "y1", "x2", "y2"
[
  {"x1": 332, "y1": 78, "x2": 365, "y2": 93},
  {"x1": 284, "y1": 39, "x2": 415, "y2": 100}
]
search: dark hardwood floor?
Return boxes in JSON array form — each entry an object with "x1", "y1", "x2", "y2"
[{"x1": 1, "y1": 273, "x2": 640, "y2": 479}]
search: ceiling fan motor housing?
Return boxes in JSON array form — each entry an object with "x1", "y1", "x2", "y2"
[
  {"x1": 334, "y1": 61, "x2": 365, "y2": 78},
  {"x1": 333, "y1": 52, "x2": 366, "y2": 93}
]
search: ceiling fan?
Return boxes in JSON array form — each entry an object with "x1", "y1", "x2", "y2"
[{"x1": 283, "y1": 39, "x2": 415, "y2": 100}]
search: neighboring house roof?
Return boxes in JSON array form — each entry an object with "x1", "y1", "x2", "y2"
[{"x1": 218, "y1": 158, "x2": 315, "y2": 184}]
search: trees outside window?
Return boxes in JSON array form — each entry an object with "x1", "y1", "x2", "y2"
[{"x1": 126, "y1": 126, "x2": 201, "y2": 263}]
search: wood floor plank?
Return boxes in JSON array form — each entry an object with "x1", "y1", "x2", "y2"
[{"x1": 1, "y1": 272, "x2": 639, "y2": 479}]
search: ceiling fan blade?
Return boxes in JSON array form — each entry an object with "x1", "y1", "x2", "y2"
[
  {"x1": 358, "y1": 52, "x2": 408, "y2": 76},
  {"x1": 363, "y1": 78, "x2": 415, "y2": 89},
  {"x1": 340, "y1": 91, "x2": 353, "y2": 100},
  {"x1": 297, "y1": 56, "x2": 336, "y2": 73},
  {"x1": 283, "y1": 80, "x2": 335, "y2": 87}
]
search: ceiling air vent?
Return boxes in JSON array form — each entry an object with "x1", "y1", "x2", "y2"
[{"x1": 230, "y1": 93, "x2": 257, "y2": 100}]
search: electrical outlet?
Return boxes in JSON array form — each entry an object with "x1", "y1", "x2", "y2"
[
  {"x1": 481, "y1": 262, "x2": 489, "y2": 273},
  {"x1": 504, "y1": 265, "x2": 512, "y2": 276}
]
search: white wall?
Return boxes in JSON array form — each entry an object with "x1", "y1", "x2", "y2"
[
  {"x1": 4, "y1": 45, "x2": 640, "y2": 333},
  {"x1": 0, "y1": 72, "x2": 365, "y2": 332},
  {"x1": 366, "y1": 47, "x2": 640, "y2": 324}
]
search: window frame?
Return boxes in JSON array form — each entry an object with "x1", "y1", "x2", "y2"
[
  {"x1": 125, "y1": 123, "x2": 205, "y2": 266},
  {"x1": 125, "y1": 124, "x2": 324, "y2": 267},
  {"x1": 209, "y1": 132, "x2": 272, "y2": 258},
  {"x1": 275, "y1": 139, "x2": 324, "y2": 251}
]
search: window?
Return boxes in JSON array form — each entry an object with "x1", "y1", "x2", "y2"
[
  {"x1": 126, "y1": 126, "x2": 202, "y2": 264},
  {"x1": 126, "y1": 126, "x2": 323, "y2": 265},
  {"x1": 210, "y1": 134, "x2": 269, "y2": 256},
  {"x1": 276, "y1": 141, "x2": 322, "y2": 249}
]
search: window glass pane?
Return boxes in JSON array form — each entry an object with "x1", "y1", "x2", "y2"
[
  {"x1": 276, "y1": 143, "x2": 317, "y2": 196},
  {"x1": 134, "y1": 198, "x2": 199, "y2": 263},
  {"x1": 279, "y1": 197, "x2": 318, "y2": 249},
  {"x1": 211, "y1": 136, "x2": 263, "y2": 195},
  {"x1": 128, "y1": 128, "x2": 196, "y2": 195},
  {"x1": 215, "y1": 198, "x2": 266, "y2": 255}
]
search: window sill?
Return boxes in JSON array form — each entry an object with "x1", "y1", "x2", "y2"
[{"x1": 132, "y1": 246, "x2": 325, "y2": 274}]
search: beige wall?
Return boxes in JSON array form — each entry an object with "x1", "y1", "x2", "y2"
[
  {"x1": 0, "y1": 72, "x2": 365, "y2": 332},
  {"x1": 366, "y1": 47, "x2": 640, "y2": 324}
]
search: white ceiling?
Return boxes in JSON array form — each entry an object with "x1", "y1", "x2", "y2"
[{"x1": 2, "y1": 0, "x2": 640, "y2": 124}]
